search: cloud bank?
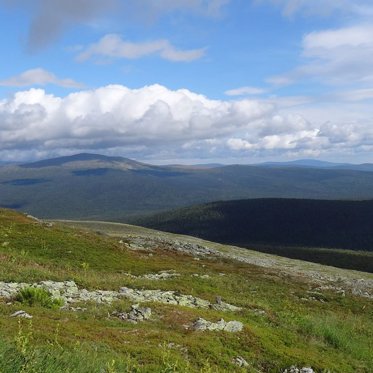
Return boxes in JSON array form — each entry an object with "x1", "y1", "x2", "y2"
[
  {"x1": 1, "y1": 84, "x2": 372, "y2": 162},
  {"x1": 0, "y1": 68, "x2": 83, "y2": 88}
]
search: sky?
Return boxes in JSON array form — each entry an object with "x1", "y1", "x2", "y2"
[{"x1": 1, "y1": 0, "x2": 373, "y2": 164}]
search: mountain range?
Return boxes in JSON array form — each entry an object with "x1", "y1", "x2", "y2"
[{"x1": 2, "y1": 153, "x2": 373, "y2": 220}]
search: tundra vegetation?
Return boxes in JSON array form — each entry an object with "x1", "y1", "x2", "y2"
[{"x1": 0, "y1": 209, "x2": 372, "y2": 372}]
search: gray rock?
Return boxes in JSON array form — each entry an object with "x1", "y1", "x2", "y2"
[
  {"x1": 0, "y1": 280, "x2": 241, "y2": 312},
  {"x1": 140, "y1": 271, "x2": 180, "y2": 280},
  {"x1": 118, "y1": 287, "x2": 238, "y2": 311},
  {"x1": 283, "y1": 367, "x2": 315, "y2": 373},
  {"x1": 232, "y1": 356, "x2": 249, "y2": 368},
  {"x1": 192, "y1": 318, "x2": 243, "y2": 332},
  {"x1": 211, "y1": 300, "x2": 242, "y2": 312},
  {"x1": 10, "y1": 310, "x2": 32, "y2": 319},
  {"x1": 224, "y1": 320, "x2": 244, "y2": 332},
  {"x1": 114, "y1": 304, "x2": 152, "y2": 323}
]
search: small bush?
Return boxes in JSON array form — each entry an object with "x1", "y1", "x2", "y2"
[{"x1": 15, "y1": 287, "x2": 64, "y2": 309}]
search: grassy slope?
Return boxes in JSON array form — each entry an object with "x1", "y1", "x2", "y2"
[
  {"x1": 0, "y1": 209, "x2": 372, "y2": 372},
  {"x1": 134, "y1": 198, "x2": 373, "y2": 272}
]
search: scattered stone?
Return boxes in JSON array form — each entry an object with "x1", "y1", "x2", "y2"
[
  {"x1": 166, "y1": 342, "x2": 188, "y2": 353},
  {"x1": 113, "y1": 304, "x2": 152, "y2": 324},
  {"x1": 66, "y1": 306, "x2": 87, "y2": 312},
  {"x1": 10, "y1": 310, "x2": 32, "y2": 319},
  {"x1": 283, "y1": 366, "x2": 315, "y2": 373},
  {"x1": 192, "y1": 318, "x2": 243, "y2": 332},
  {"x1": 192, "y1": 274, "x2": 210, "y2": 279},
  {"x1": 140, "y1": 271, "x2": 180, "y2": 280},
  {"x1": 232, "y1": 356, "x2": 249, "y2": 368},
  {"x1": 119, "y1": 287, "x2": 241, "y2": 311},
  {"x1": 211, "y1": 299, "x2": 242, "y2": 312},
  {"x1": 119, "y1": 287, "x2": 210, "y2": 308},
  {"x1": 124, "y1": 236, "x2": 216, "y2": 257},
  {"x1": 250, "y1": 308, "x2": 266, "y2": 316},
  {"x1": 313, "y1": 285, "x2": 346, "y2": 297},
  {"x1": 0, "y1": 281, "x2": 241, "y2": 311}
]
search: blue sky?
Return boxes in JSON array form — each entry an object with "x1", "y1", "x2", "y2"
[{"x1": 1, "y1": 0, "x2": 373, "y2": 164}]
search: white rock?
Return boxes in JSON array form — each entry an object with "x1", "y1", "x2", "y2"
[{"x1": 10, "y1": 310, "x2": 32, "y2": 319}]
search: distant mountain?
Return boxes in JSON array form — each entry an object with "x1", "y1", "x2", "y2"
[
  {"x1": 257, "y1": 159, "x2": 345, "y2": 168},
  {"x1": 3, "y1": 153, "x2": 373, "y2": 220},
  {"x1": 20, "y1": 153, "x2": 147, "y2": 170},
  {"x1": 257, "y1": 159, "x2": 373, "y2": 171},
  {"x1": 135, "y1": 198, "x2": 373, "y2": 271}
]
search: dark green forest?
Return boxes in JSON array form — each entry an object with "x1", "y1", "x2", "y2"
[{"x1": 135, "y1": 198, "x2": 373, "y2": 272}]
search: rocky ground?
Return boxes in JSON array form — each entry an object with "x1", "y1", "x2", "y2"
[{"x1": 138, "y1": 237, "x2": 372, "y2": 299}]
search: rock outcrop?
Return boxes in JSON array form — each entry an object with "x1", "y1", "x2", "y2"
[
  {"x1": 113, "y1": 304, "x2": 152, "y2": 323},
  {"x1": 0, "y1": 281, "x2": 241, "y2": 311},
  {"x1": 119, "y1": 287, "x2": 241, "y2": 311},
  {"x1": 191, "y1": 318, "x2": 243, "y2": 332}
]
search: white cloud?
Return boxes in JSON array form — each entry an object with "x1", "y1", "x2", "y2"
[
  {"x1": 77, "y1": 34, "x2": 205, "y2": 62},
  {"x1": 225, "y1": 86, "x2": 267, "y2": 96},
  {"x1": 258, "y1": 0, "x2": 373, "y2": 17},
  {"x1": 0, "y1": 68, "x2": 83, "y2": 88},
  {"x1": 0, "y1": 85, "x2": 273, "y2": 154},
  {"x1": 1, "y1": 84, "x2": 373, "y2": 161},
  {"x1": 268, "y1": 24, "x2": 373, "y2": 86}
]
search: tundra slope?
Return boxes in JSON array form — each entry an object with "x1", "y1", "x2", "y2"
[
  {"x1": 59, "y1": 220, "x2": 373, "y2": 299},
  {"x1": 0, "y1": 210, "x2": 371, "y2": 372}
]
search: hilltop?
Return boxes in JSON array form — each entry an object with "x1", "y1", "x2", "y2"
[{"x1": 0, "y1": 209, "x2": 372, "y2": 372}]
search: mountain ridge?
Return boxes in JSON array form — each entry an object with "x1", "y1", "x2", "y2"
[{"x1": 3, "y1": 153, "x2": 373, "y2": 220}]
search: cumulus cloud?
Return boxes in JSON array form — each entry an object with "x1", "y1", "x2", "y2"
[
  {"x1": 225, "y1": 86, "x2": 267, "y2": 96},
  {"x1": 0, "y1": 84, "x2": 273, "y2": 154},
  {"x1": 1, "y1": 84, "x2": 373, "y2": 161},
  {"x1": 77, "y1": 34, "x2": 205, "y2": 63},
  {"x1": 0, "y1": 68, "x2": 83, "y2": 88},
  {"x1": 268, "y1": 24, "x2": 373, "y2": 87}
]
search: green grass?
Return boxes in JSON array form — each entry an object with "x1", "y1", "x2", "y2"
[
  {"x1": 0, "y1": 208, "x2": 372, "y2": 372},
  {"x1": 15, "y1": 287, "x2": 64, "y2": 309}
]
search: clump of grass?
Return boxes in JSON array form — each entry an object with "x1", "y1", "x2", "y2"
[{"x1": 15, "y1": 287, "x2": 64, "y2": 309}]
